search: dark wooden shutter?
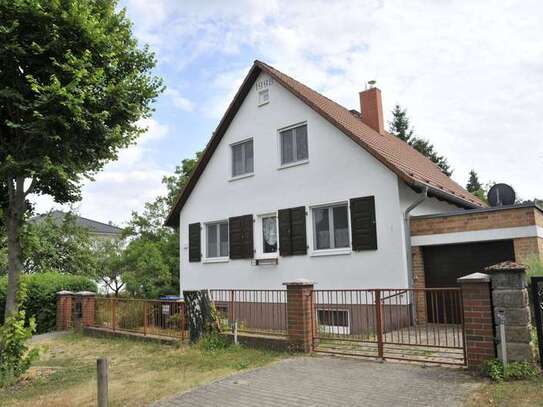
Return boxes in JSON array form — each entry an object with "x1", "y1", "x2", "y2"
[
  {"x1": 229, "y1": 214, "x2": 253, "y2": 259},
  {"x1": 188, "y1": 223, "x2": 201, "y2": 262},
  {"x1": 278, "y1": 206, "x2": 307, "y2": 256},
  {"x1": 350, "y1": 196, "x2": 377, "y2": 250},
  {"x1": 290, "y1": 206, "x2": 307, "y2": 255},
  {"x1": 278, "y1": 209, "x2": 292, "y2": 256}
]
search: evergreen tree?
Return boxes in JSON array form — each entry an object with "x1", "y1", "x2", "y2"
[
  {"x1": 466, "y1": 170, "x2": 483, "y2": 193},
  {"x1": 388, "y1": 105, "x2": 452, "y2": 176}
]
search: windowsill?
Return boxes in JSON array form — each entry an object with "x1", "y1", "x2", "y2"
[
  {"x1": 258, "y1": 100, "x2": 269, "y2": 107},
  {"x1": 255, "y1": 255, "x2": 278, "y2": 261},
  {"x1": 202, "y1": 257, "x2": 230, "y2": 264},
  {"x1": 229, "y1": 173, "x2": 254, "y2": 182},
  {"x1": 318, "y1": 326, "x2": 351, "y2": 335},
  {"x1": 277, "y1": 159, "x2": 309, "y2": 170},
  {"x1": 310, "y1": 248, "x2": 352, "y2": 257}
]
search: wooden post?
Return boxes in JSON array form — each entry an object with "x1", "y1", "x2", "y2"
[
  {"x1": 375, "y1": 289, "x2": 384, "y2": 359},
  {"x1": 97, "y1": 358, "x2": 108, "y2": 407},
  {"x1": 230, "y1": 289, "x2": 235, "y2": 323}
]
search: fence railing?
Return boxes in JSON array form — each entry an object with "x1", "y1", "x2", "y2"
[
  {"x1": 209, "y1": 289, "x2": 288, "y2": 336},
  {"x1": 312, "y1": 288, "x2": 465, "y2": 365},
  {"x1": 93, "y1": 297, "x2": 186, "y2": 340}
]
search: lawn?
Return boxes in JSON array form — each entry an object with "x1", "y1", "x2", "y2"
[
  {"x1": 468, "y1": 376, "x2": 543, "y2": 406},
  {"x1": 0, "y1": 332, "x2": 287, "y2": 407}
]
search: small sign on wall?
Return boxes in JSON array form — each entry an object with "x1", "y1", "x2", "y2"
[
  {"x1": 162, "y1": 304, "x2": 170, "y2": 315},
  {"x1": 256, "y1": 78, "x2": 273, "y2": 90}
]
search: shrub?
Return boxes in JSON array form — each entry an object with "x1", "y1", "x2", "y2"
[
  {"x1": 483, "y1": 359, "x2": 540, "y2": 382},
  {"x1": 0, "y1": 272, "x2": 96, "y2": 333},
  {"x1": 0, "y1": 310, "x2": 40, "y2": 387},
  {"x1": 199, "y1": 333, "x2": 229, "y2": 352},
  {"x1": 525, "y1": 254, "x2": 543, "y2": 278}
]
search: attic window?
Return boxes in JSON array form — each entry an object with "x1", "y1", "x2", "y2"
[{"x1": 258, "y1": 89, "x2": 269, "y2": 106}]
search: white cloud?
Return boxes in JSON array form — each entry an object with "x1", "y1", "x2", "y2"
[
  {"x1": 165, "y1": 88, "x2": 195, "y2": 112},
  {"x1": 31, "y1": 118, "x2": 171, "y2": 225},
  {"x1": 120, "y1": 0, "x2": 543, "y2": 200}
]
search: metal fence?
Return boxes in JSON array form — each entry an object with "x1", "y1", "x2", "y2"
[
  {"x1": 93, "y1": 297, "x2": 186, "y2": 340},
  {"x1": 209, "y1": 289, "x2": 288, "y2": 336},
  {"x1": 312, "y1": 288, "x2": 465, "y2": 365}
]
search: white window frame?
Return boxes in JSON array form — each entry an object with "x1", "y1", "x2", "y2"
[
  {"x1": 230, "y1": 138, "x2": 254, "y2": 180},
  {"x1": 317, "y1": 309, "x2": 351, "y2": 335},
  {"x1": 277, "y1": 122, "x2": 309, "y2": 169},
  {"x1": 203, "y1": 220, "x2": 229, "y2": 263},
  {"x1": 309, "y1": 200, "x2": 352, "y2": 257},
  {"x1": 258, "y1": 89, "x2": 270, "y2": 106},
  {"x1": 255, "y1": 212, "x2": 279, "y2": 259}
]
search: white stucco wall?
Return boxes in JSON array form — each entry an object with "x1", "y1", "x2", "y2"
[
  {"x1": 398, "y1": 181, "x2": 462, "y2": 216},
  {"x1": 178, "y1": 73, "x2": 456, "y2": 291}
]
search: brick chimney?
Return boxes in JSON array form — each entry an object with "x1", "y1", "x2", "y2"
[{"x1": 359, "y1": 85, "x2": 384, "y2": 134}]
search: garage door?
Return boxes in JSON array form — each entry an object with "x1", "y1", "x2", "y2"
[{"x1": 422, "y1": 240, "x2": 515, "y2": 322}]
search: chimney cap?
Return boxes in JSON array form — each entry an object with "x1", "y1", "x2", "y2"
[{"x1": 368, "y1": 80, "x2": 377, "y2": 88}]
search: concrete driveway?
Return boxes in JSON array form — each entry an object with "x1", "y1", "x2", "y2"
[{"x1": 152, "y1": 356, "x2": 481, "y2": 407}]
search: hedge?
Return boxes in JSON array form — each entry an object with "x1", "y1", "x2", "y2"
[{"x1": 0, "y1": 272, "x2": 96, "y2": 334}]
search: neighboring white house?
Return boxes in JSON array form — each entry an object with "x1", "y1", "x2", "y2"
[{"x1": 165, "y1": 60, "x2": 484, "y2": 291}]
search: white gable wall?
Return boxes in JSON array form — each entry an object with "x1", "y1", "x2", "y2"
[{"x1": 179, "y1": 73, "x2": 451, "y2": 291}]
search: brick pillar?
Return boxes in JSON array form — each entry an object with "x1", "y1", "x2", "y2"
[
  {"x1": 412, "y1": 246, "x2": 427, "y2": 323},
  {"x1": 56, "y1": 291, "x2": 74, "y2": 330},
  {"x1": 283, "y1": 280, "x2": 315, "y2": 352},
  {"x1": 485, "y1": 262, "x2": 534, "y2": 362},
  {"x1": 458, "y1": 273, "x2": 496, "y2": 369},
  {"x1": 74, "y1": 291, "x2": 96, "y2": 328}
]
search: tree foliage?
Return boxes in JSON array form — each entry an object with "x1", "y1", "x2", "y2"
[
  {"x1": 466, "y1": 170, "x2": 483, "y2": 193},
  {"x1": 0, "y1": 0, "x2": 162, "y2": 317},
  {"x1": 388, "y1": 105, "x2": 452, "y2": 176}
]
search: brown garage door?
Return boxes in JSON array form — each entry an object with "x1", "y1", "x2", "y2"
[{"x1": 422, "y1": 240, "x2": 515, "y2": 322}]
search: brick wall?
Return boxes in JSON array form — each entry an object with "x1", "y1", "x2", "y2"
[
  {"x1": 284, "y1": 281, "x2": 314, "y2": 352},
  {"x1": 412, "y1": 246, "x2": 427, "y2": 323},
  {"x1": 514, "y1": 237, "x2": 543, "y2": 263},
  {"x1": 458, "y1": 274, "x2": 496, "y2": 368},
  {"x1": 56, "y1": 291, "x2": 74, "y2": 330},
  {"x1": 411, "y1": 207, "x2": 537, "y2": 236}
]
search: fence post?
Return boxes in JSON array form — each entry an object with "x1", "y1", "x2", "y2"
[
  {"x1": 230, "y1": 289, "x2": 235, "y2": 323},
  {"x1": 56, "y1": 291, "x2": 74, "y2": 330},
  {"x1": 458, "y1": 272, "x2": 496, "y2": 369},
  {"x1": 375, "y1": 289, "x2": 384, "y2": 359},
  {"x1": 97, "y1": 358, "x2": 108, "y2": 407},
  {"x1": 77, "y1": 291, "x2": 96, "y2": 328},
  {"x1": 283, "y1": 279, "x2": 315, "y2": 352},
  {"x1": 112, "y1": 299, "x2": 117, "y2": 332},
  {"x1": 143, "y1": 301, "x2": 148, "y2": 336}
]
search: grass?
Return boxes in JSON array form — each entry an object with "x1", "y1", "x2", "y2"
[
  {"x1": 467, "y1": 376, "x2": 543, "y2": 406},
  {"x1": 0, "y1": 332, "x2": 287, "y2": 407}
]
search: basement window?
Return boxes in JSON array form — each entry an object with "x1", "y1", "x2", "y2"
[{"x1": 317, "y1": 309, "x2": 350, "y2": 335}]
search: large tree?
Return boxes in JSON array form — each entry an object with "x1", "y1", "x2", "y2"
[
  {"x1": 466, "y1": 170, "x2": 483, "y2": 193},
  {"x1": 388, "y1": 105, "x2": 452, "y2": 176},
  {"x1": 0, "y1": 0, "x2": 162, "y2": 317}
]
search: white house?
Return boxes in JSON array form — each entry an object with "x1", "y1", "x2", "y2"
[{"x1": 165, "y1": 60, "x2": 484, "y2": 292}]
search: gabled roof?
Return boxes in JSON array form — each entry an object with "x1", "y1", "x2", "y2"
[
  {"x1": 31, "y1": 210, "x2": 122, "y2": 235},
  {"x1": 165, "y1": 60, "x2": 485, "y2": 227}
]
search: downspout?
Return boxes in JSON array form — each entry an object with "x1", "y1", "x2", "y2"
[
  {"x1": 404, "y1": 187, "x2": 428, "y2": 289},
  {"x1": 404, "y1": 186, "x2": 428, "y2": 325}
]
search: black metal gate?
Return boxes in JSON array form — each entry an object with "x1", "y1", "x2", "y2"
[{"x1": 531, "y1": 276, "x2": 543, "y2": 368}]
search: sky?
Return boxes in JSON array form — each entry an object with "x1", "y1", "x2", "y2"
[{"x1": 32, "y1": 0, "x2": 543, "y2": 226}]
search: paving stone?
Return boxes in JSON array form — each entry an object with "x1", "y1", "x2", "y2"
[{"x1": 152, "y1": 356, "x2": 481, "y2": 407}]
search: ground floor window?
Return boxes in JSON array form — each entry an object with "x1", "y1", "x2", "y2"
[
  {"x1": 256, "y1": 213, "x2": 278, "y2": 258},
  {"x1": 206, "y1": 221, "x2": 229, "y2": 258},
  {"x1": 312, "y1": 204, "x2": 350, "y2": 250}
]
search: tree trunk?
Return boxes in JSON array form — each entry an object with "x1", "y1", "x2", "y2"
[{"x1": 4, "y1": 177, "x2": 25, "y2": 319}]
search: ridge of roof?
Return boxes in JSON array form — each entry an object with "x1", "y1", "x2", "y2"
[
  {"x1": 165, "y1": 60, "x2": 484, "y2": 227},
  {"x1": 32, "y1": 210, "x2": 122, "y2": 234}
]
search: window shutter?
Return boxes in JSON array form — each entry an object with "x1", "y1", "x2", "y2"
[
  {"x1": 350, "y1": 196, "x2": 377, "y2": 251},
  {"x1": 290, "y1": 206, "x2": 307, "y2": 255},
  {"x1": 278, "y1": 206, "x2": 307, "y2": 256},
  {"x1": 278, "y1": 209, "x2": 292, "y2": 256},
  {"x1": 188, "y1": 223, "x2": 201, "y2": 262},
  {"x1": 229, "y1": 214, "x2": 253, "y2": 259}
]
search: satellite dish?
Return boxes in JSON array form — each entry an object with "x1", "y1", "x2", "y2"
[{"x1": 487, "y1": 183, "x2": 516, "y2": 207}]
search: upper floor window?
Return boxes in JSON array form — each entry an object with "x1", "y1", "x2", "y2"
[
  {"x1": 280, "y1": 124, "x2": 308, "y2": 165},
  {"x1": 231, "y1": 139, "x2": 254, "y2": 177},
  {"x1": 312, "y1": 204, "x2": 349, "y2": 251}
]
